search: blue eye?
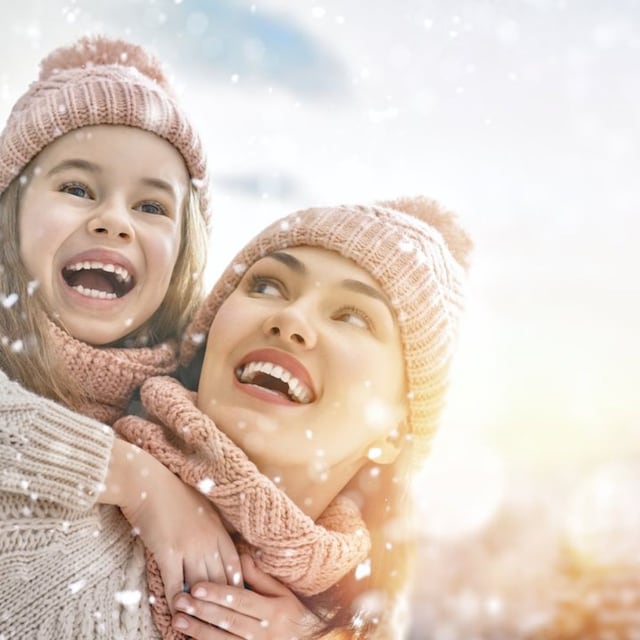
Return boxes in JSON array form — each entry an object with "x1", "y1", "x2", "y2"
[
  {"x1": 135, "y1": 201, "x2": 166, "y2": 216},
  {"x1": 60, "y1": 182, "x2": 91, "y2": 199}
]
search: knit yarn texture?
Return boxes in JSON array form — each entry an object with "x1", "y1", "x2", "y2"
[
  {"x1": 0, "y1": 34, "x2": 211, "y2": 222},
  {"x1": 49, "y1": 320, "x2": 178, "y2": 424},
  {"x1": 115, "y1": 376, "x2": 372, "y2": 640},
  {"x1": 0, "y1": 322, "x2": 181, "y2": 639},
  {"x1": 182, "y1": 196, "x2": 472, "y2": 468}
]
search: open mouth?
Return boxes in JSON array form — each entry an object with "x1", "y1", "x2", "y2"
[
  {"x1": 235, "y1": 361, "x2": 314, "y2": 404},
  {"x1": 62, "y1": 261, "x2": 134, "y2": 299}
]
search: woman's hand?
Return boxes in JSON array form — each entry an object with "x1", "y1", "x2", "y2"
[
  {"x1": 171, "y1": 554, "x2": 321, "y2": 639},
  {"x1": 100, "y1": 438, "x2": 243, "y2": 611}
]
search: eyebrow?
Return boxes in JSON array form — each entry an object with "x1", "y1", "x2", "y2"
[
  {"x1": 46, "y1": 159, "x2": 179, "y2": 200},
  {"x1": 46, "y1": 158, "x2": 99, "y2": 177},
  {"x1": 266, "y1": 251, "x2": 395, "y2": 316},
  {"x1": 268, "y1": 251, "x2": 307, "y2": 273},
  {"x1": 340, "y1": 279, "x2": 395, "y2": 316}
]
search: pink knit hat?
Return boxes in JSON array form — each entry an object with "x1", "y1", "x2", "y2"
[
  {"x1": 181, "y1": 196, "x2": 472, "y2": 468},
  {"x1": 0, "y1": 35, "x2": 210, "y2": 222}
]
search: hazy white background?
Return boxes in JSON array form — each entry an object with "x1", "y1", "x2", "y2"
[{"x1": 2, "y1": 1, "x2": 639, "y2": 635}]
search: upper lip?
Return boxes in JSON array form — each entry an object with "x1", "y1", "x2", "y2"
[
  {"x1": 235, "y1": 348, "x2": 317, "y2": 403},
  {"x1": 60, "y1": 249, "x2": 137, "y2": 295}
]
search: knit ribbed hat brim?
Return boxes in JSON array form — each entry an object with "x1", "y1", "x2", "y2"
[
  {"x1": 181, "y1": 197, "x2": 471, "y2": 468},
  {"x1": 0, "y1": 35, "x2": 211, "y2": 223}
]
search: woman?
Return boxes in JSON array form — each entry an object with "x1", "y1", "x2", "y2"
[{"x1": 117, "y1": 196, "x2": 472, "y2": 639}]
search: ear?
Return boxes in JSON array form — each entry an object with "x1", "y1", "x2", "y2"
[{"x1": 366, "y1": 423, "x2": 406, "y2": 465}]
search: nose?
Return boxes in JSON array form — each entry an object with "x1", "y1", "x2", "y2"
[
  {"x1": 87, "y1": 201, "x2": 134, "y2": 242},
  {"x1": 263, "y1": 304, "x2": 317, "y2": 349}
]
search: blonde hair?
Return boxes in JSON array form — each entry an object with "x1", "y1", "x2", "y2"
[
  {"x1": 0, "y1": 176, "x2": 80, "y2": 404},
  {"x1": 0, "y1": 167, "x2": 208, "y2": 406},
  {"x1": 299, "y1": 456, "x2": 415, "y2": 639},
  {"x1": 117, "y1": 183, "x2": 208, "y2": 348}
]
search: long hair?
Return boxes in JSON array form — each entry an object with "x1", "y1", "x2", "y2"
[
  {"x1": 0, "y1": 167, "x2": 208, "y2": 406},
  {"x1": 0, "y1": 175, "x2": 83, "y2": 406},
  {"x1": 302, "y1": 452, "x2": 416, "y2": 639},
  {"x1": 116, "y1": 183, "x2": 208, "y2": 348}
]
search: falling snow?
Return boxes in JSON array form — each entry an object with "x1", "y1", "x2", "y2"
[
  {"x1": 68, "y1": 578, "x2": 86, "y2": 595},
  {"x1": 114, "y1": 590, "x2": 142, "y2": 608},
  {"x1": 1, "y1": 2, "x2": 638, "y2": 638},
  {"x1": 1, "y1": 293, "x2": 18, "y2": 308},
  {"x1": 197, "y1": 477, "x2": 215, "y2": 493}
]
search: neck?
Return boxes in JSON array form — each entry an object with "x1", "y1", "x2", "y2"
[{"x1": 262, "y1": 458, "x2": 367, "y2": 520}]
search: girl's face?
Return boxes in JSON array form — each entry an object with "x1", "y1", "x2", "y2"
[
  {"x1": 18, "y1": 125, "x2": 189, "y2": 345},
  {"x1": 198, "y1": 246, "x2": 407, "y2": 484}
]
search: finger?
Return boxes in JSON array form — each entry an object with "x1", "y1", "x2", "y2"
[
  {"x1": 240, "y1": 554, "x2": 291, "y2": 597},
  {"x1": 159, "y1": 553, "x2": 184, "y2": 616},
  {"x1": 183, "y1": 555, "x2": 209, "y2": 594},
  {"x1": 204, "y1": 547, "x2": 227, "y2": 585},
  {"x1": 173, "y1": 613, "x2": 240, "y2": 640},
  {"x1": 219, "y1": 538, "x2": 243, "y2": 587},
  {"x1": 173, "y1": 593, "x2": 263, "y2": 640},
  {"x1": 186, "y1": 581, "x2": 268, "y2": 621}
]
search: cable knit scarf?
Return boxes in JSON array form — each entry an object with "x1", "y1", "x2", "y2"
[
  {"x1": 114, "y1": 375, "x2": 372, "y2": 640},
  {"x1": 49, "y1": 321, "x2": 179, "y2": 424}
]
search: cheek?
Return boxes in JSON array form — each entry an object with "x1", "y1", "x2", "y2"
[
  {"x1": 19, "y1": 198, "x2": 42, "y2": 244},
  {"x1": 148, "y1": 230, "x2": 182, "y2": 283},
  {"x1": 332, "y1": 344, "x2": 405, "y2": 426},
  {"x1": 19, "y1": 209, "x2": 56, "y2": 276},
  {"x1": 336, "y1": 339, "x2": 400, "y2": 389},
  {"x1": 209, "y1": 300, "x2": 243, "y2": 345}
]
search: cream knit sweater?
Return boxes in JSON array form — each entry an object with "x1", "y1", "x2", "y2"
[
  {"x1": 0, "y1": 325, "x2": 177, "y2": 639},
  {"x1": 0, "y1": 370, "x2": 159, "y2": 639}
]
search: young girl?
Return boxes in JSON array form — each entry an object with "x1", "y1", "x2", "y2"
[
  {"x1": 0, "y1": 35, "x2": 242, "y2": 639},
  {"x1": 116, "y1": 196, "x2": 472, "y2": 639}
]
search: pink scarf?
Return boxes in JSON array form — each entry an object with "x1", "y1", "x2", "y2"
[
  {"x1": 50, "y1": 321, "x2": 178, "y2": 424},
  {"x1": 114, "y1": 375, "x2": 371, "y2": 640}
]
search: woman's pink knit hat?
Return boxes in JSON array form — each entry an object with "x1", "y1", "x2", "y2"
[
  {"x1": 181, "y1": 196, "x2": 472, "y2": 468},
  {"x1": 0, "y1": 35, "x2": 210, "y2": 222}
]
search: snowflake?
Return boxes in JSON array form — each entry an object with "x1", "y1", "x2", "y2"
[
  {"x1": 233, "y1": 262, "x2": 247, "y2": 275},
  {"x1": 69, "y1": 578, "x2": 87, "y2": 594},
  {"x1": 355, "y1": 558, "x2": 371, "y2": 581},
  {"x1": 2, "y1": 293, "x2": 18, "y2": 308},
  {"x1": 197, "y1": 477, "x2": 215, "y2": 494},
  {"x1": 114, "y1": 590, "x2": 142, "y2": 608},
  {"x1": 10, "y1": 340, "x2": 24, "y2": 353}
]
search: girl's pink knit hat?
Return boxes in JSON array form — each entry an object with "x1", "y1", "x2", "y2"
[
  {"x1": 0, "y1": 35, "x2": 210, "y2": 223},
  {"x1": 181, "y1": 196, "x2": 472, "y2": 468}
]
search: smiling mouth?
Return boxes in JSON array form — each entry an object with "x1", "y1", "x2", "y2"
[
  {"x1": 62, "y1": 261, "x2": 134, "y2": 299},
  {"x1": 235, "y1": 361, "x2": 314, "y2": 404}
]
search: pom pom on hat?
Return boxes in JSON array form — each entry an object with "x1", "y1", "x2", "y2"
[
  {"x1": 38, "y1": 36, "x2": 170, "y2": 89},
  {"x1": 0, "y1": 35, "x2": 210, "y2": 223},
  {"x1": 181, "y1": 196, "x2": 472, "y2": 469},
  {"x1": 376, "y1": 195, "x2": 473, "y2": 271}
]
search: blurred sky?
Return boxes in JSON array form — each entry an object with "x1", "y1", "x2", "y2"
[{"x1": 2, "y1": 0, "x2": 639, "y2": 543}]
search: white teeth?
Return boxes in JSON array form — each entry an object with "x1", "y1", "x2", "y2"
[
  {"x1": 238, "y1": 360, "x2": 313, "y2": 404},
  {"x1": 72, "y1": 284, "x2": 117, "y2": 300},
  {"x1": 66, "y1": 261, "x2": 132, "y2": 283}
]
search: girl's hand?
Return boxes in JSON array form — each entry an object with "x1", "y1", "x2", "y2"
[
  {"x1": 100, "y1": 438, "x2": 243, "y2": 611},
  {"x1": 171, "y1": 555, "x2": 321, "y2": 640}
]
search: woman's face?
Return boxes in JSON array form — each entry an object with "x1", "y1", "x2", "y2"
[
  {"x1": 18, "y1": 125, "x2": 188, "y2": 345},
  {"x1": 198, "y1": 246, "x2": 407, "y2": 482}
]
